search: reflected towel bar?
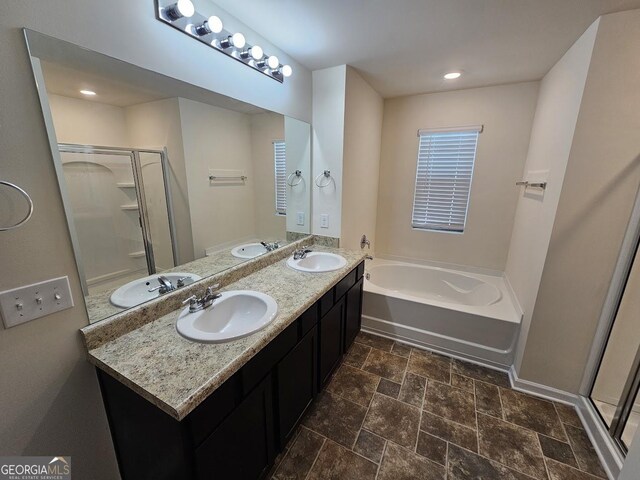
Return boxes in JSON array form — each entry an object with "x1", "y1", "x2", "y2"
[
  {"x1": 209, "y1": 175, "x2": 247, "y2": 181},
  {"x1": 516, "y1": 181, "x2": 547, "y2": 190}
]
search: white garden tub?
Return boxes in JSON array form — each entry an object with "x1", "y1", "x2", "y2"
[{"x1": 362, "y1": 258, "x2": 522, "y2": 367}]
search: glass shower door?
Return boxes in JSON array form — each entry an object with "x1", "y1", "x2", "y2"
[
  {"x1": 58, "y1": 149, "x2": 150, "y2": 296},
  {"x1": 590, "y1": 237, "x2": 640, "y2": 453}
]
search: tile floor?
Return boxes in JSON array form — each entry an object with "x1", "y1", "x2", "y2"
[{"x1": 270, "y1": 332, "x2": 608, "y2": 480}]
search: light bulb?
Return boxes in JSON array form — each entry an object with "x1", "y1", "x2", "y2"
[
  {"x1": 281, "y1": 65, "x2": 293, "y2": 77},
  {"x1": 165, "y1": 0, "x2": 195, "y2": 20},
  {"x1": 232, "y1": 32, "x2": 246, "y2": 49},
  {"x1": 250, "y1": 45, "x2": 264, "y2": 61},
  {"x1": 207, "y1": 16, "x2": 223, "y2": 33},
  {"x1": 195, "y1": 15, "x2": 223, "y2": 36},
  {"x1": 444, "y1": 72, "x2": 461, "y2": 80},
  {"x1": 267, "y1": 55, "x2": 279, "y2": 69},
  {"x1": 80, "y1": 90, "x2": 96, "y2": 96}
]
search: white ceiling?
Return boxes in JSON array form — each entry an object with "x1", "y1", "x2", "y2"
[
  {"x1": 41, "y1": 61, "x2": 168, "y2": 107},
  {"x1": 213, "y1": 0, "x2": 640, "y2": 97}
]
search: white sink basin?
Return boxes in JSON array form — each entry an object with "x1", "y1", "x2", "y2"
[
  {"x1": 231, "y1": 243, "x2": 267, "y2": 259},
  {"x1": 287, "y1": 252, "x2": 347, "y2": 273},
  {"x1": 176, "y1": 290, "x2": 278, "y2": 343},
  {"x1": 110, "y1": 272, "x2": 202, "y2": 308}
]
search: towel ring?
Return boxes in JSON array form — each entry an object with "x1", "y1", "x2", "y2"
[
  {"x1": 315, "y1": 170, "x2": 333, "y2": 188},
  {"x1": 287, "y1": 170, "x2": 303, "y2": 187},
  {"x1": 0, "y1": 181, "x2": 34, "y2": 231}
]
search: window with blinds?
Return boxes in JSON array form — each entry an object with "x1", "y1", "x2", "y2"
[
  {"x1": 274, "y1": 140, "x2": 287, "y2": 215},
  {"x1": 411, "y1": 126, "x2": 481, "y2": 233}
]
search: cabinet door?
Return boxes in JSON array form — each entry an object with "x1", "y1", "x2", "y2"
[
  {"x1": 276, "y1": 326, "x2": 317, "y2": 448},
  {"x1": 344, "y1": 277, "x2": 364, "y2": 352},
  {"x1": 319, "y1": 297, "x2": 345, "y2": 387},
  {"x1": 195, "y1": 375, "x2": 274, "y2": 480}
]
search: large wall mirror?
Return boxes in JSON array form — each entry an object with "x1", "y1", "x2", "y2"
[{"x1": 25, "y1": 30, "x2": 312, "y2": 324}]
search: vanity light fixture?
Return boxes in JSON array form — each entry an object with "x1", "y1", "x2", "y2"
[
  {"x1": 444, "y1": 71, "x2": 462, "y2": 80},
  {"x1": 80, "y1": 89, "x2": 96, "y2": 96},
  {"x1": 164, "y1": 0, "x2": 195, "y2": 21},
  {"x1": 155, "y1": 0, "x2": 290, "y2": 83},
  {"x1": 194, "y1": 15, "x2": 223, "y2": 36}
]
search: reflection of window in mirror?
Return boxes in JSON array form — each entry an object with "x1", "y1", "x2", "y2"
[{"x1": 274, "y1": 140, "x2": 286, "y2": 216}]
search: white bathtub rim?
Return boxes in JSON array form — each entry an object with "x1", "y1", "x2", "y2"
[
  {"x1": 365, "y1": 258, "x2": 522, "y2": 324},
  {"x1": 375, "y1": 253, "x2": 504, "y2": 277}
]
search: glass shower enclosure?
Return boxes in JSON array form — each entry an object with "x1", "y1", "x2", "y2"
[{"x1": 57, "y1": 144, "x2": 177, "y2": 296}]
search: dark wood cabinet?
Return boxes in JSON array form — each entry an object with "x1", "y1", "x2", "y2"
[
  {"x1": 195, "y1": 375, "x2": 274, "y2": 480},
  {"x1": 98, "y1": 261, "x2": 364, "y2": 480},
  {"x1": 318, "y1": 297, "x2": 345, "y2": 388},
  {"x1": 275, "y1": 325, "x2": 317, "y2": 447},
  {"x1": 344, "y1": 277, "x2": 364, "y2": 351}
]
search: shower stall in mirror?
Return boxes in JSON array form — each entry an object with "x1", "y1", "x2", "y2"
[{"x1": 57, "y1": 144, "x2": 177, "y2": 297}]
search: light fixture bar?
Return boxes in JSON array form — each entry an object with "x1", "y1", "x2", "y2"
[{"x1": 155, "y1": 0, "x2": 291, "y2": 84}]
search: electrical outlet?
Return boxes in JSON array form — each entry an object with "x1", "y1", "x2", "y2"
[
  {"x1": 320, "y1": 214, "x2": 329, "y2": 229},
  {"x1": 0, "y1": 276, "x2": 74, "y2": 329},
  {"x1": 296, "y1": 212, "x2": 305, "y2": 226}
]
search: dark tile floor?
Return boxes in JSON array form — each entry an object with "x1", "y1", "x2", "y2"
[{"x1": 270, "y1": 332, "x2": 608, "y2": 480}]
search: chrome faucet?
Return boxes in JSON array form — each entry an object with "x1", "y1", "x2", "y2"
[
  {"x1": 293, "y1": 246, "x2": 313, "y2": 260},
  {"x1": 148, "y1": 275, "x2": 176, "y2": 294},
  {"x1": 260, "y1": 241, "x2": 280, "y2": 252},
  {"x1": 182, "y1": 284, "x2": 222, "y2": 313}
]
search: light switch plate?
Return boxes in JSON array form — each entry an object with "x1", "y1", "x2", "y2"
[
  {"x1": 0, "y1": 276, "x2": 74, "y2": 329},
  {"x1": 320, "y1": 214, "x2": 329, "y2": 229},
  {"x1": 296, "y1": 212, "x2": 305, "y2": 226}
]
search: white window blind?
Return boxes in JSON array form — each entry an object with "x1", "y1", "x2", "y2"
[
  {"x1": 411, "y1": 126, "x2": 481, "y2": 233},
  {"x1": 274, "y1": 140, "x2": 287, "y2": 215}
]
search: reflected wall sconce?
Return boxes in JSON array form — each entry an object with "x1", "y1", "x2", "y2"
[{"x1": 156, "y1": 0, "x2": 292, "y2": 83}]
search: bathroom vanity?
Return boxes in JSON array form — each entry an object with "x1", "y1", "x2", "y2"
[{"x1": 82, "y1": 244, "x2": 365, "y2": 480}]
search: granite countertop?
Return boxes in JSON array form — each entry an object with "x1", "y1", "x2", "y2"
[
  {"x1": 83, "y1": 242, "x2": 290, "y2": 324},
  {"x1": 84, "y1": 245, "x2": 365, "y2": 421}
]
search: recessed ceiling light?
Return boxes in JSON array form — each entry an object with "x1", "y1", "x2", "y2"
[
  {"x1": 444, "y1": 72, "x2": 462, "y2": 80},
  {"x1": 80, "y1": 90, "x2": 96, "y2": 96}
]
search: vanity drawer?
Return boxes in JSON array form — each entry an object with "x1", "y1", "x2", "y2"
[
  {"x1": 241, "y1": 320, "x2": 299, "y2": 395},
  {"x1": 319, "y1": 289, "x2": 335, "y2": 317},
  {"x1": 356, "y1": 261, "x2": 365, "y2": 279},
  {"x1": 298, "y1": 303, "x2": 319, "y2": 337},
  {"x1": 335, "y1": 267, "x2": 357, "y2": 300}
]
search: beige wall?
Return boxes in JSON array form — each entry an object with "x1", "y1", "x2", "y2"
[
  {"x1": 312, "y1": 66, "x2": 347, "y2": 237},
  {"x1": 0, "y1": 2, "x2": 311, "y2": 478},
  {"x1": 284, "y1": 117, "x2": 312, "y2": 234},
  {"x1": 48, "y1": 93, "x2": 129, "y2": 146},
  {"x1": 519, "y1": 10, "x2": 640, "y2": 392},
  {"x1": 250, "y1": 112, "x2": 286, "y2": 240},
  {"x1": 376, "y1": 82, "x2": 538, "y2": 270},
  {"x1": 126, "y1": 98, "x2": 195, "y2": 265},
  {"x1": 341, "y1": 67, "x2": 384, "y2": 252},
  {"x1": 508, "y1": 21, "x2": 599, "y2": 372},
  {"x1": 178, "y1": 97, "x2": 256, "y2": 256}
]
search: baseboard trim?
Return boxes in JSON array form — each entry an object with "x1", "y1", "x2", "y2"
[
  {"x1": 360, "y1": 326, "x2": 511, "y2": 372},
  {"x1": 509, "y1": 366, "x2": 622, "y2": 480},
  {"x1": 508, "y1": 365, "x2": 578, "y2": 405},
  {"x1": 576, "y1": 396, "x2": 623, "y2": 480}
]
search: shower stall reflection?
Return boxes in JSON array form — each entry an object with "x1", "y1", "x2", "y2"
[{"x1": 58, "y1": 144, "x2": 177, "y2": 297}]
